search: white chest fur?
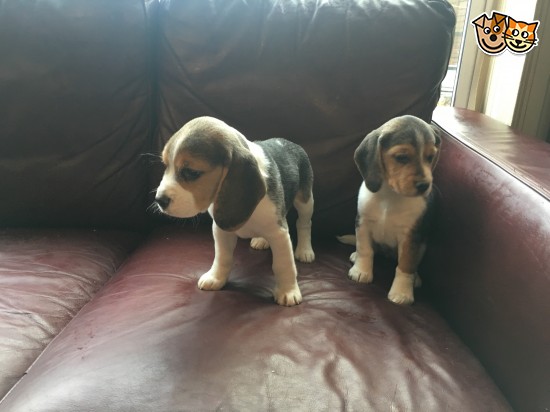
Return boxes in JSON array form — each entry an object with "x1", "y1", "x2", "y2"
[
  {"x1": 357, "y1": 182, "x2": 427, "y2": 249},
  {"x1": 208, "y1": 195, "x2": 281, "y2": 239}
]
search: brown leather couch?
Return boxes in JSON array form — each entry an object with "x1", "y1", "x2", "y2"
[{"x1": 0, "y1": 1, "x2": 548, "y2": 411}]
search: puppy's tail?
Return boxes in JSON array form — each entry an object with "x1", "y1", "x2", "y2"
[{"x1": 336, "y1": 235, "x2": 356, "y2": 246}]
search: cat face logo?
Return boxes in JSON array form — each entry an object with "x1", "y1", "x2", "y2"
[
  {"x1": 505, "y1": 17, "x2": 539, "y2": 54},
  {"x1": 472, "y1": 12, "x2": 507, "y2": 55}
]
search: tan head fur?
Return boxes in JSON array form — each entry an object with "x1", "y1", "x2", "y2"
[
  {"x1": 354, "y1": 115, "x2": 440, "y2": 197},
  {"x1": 155, "y1": 117, "x2": 266, "y2": 231}
]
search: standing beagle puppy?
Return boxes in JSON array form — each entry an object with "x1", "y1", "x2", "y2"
[
  {"x1": 339, "y1": 115, "x2": 440, "y2": 305},
  {"x1": 155, "y1": 116, "x2": 315, "y2": 306}
]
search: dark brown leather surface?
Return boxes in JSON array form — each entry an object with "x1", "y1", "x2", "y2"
[
  {"x1": 434, "y1": 106, "x2": 550, "y2": 200},
  {"x1": 0, "y1": 229, "x2": 141, "y2": 399},
  {"x1": 0, "y1": 0, "x2": 154, "y2": 230},
  {"x1": 425, "y1": 108, "x2": 550, "y2": 412},
  {"x1": 0, "y1": 226, "x2": 511, "y2": 411},
  {"x1": 153, "y1": 0, "x2": 456, "y2": 236}
]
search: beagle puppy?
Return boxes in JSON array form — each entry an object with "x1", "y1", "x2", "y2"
[
  {"x1": 155, "y1": 116, "x2": 315, "y2": 306},
  {"x1": 338, "y1": 115, "x2": 440, "y2": 305}
]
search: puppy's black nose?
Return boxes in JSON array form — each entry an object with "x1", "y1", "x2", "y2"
[
  {"x1": 490, "y1": 34, "x2": 497, "y2": 42},
  {"x1": 155, "y1": 195, "x2": 171, "y2": 210},
  {"x1": 416, "y1": 182, "x2": 430, "y2": 194}
]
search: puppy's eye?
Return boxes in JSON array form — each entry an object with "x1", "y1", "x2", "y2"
[
  {"x1": 426, "y1": 154, "x2": 435, "y2": 163},
  {"x1": 484, "y1": 27, "x2": 491, "y2": 35},
  {"x1": 394, "y1": 154, "x2": 410, "y2": 164},
  {"x1": 179, "y1": 168, "x2": 203, "y2": 182},
  {"x1": 493, "y1": 26, "x2": 500, "y2": 33}
]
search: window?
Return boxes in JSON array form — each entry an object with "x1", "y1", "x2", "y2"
[
  {"x1": 439, "y1": 0, "x2": 470, "y2": 107},
  {"x1": 439, "y1": 0, "x2": 539, "y2": 127}
]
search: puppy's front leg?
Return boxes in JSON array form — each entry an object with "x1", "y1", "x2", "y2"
[
  {"x1": 348, "y1": 217, "x2": 374, "y2": 283},
  {"x1": 266, "y1": 228, "x2": 302, "y2": 306},
  {"x1": 388, "y1": 238, "x2": 425, "y2": 305},
  {"x1": 198, "y1": 223, "x2": 237, "y2": 291}
]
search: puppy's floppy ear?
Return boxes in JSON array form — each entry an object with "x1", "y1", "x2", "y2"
[
  {"x1": 431, "y1": 125, "x2": 442, "y2": 170},
  {"x1": 213, "y1": 145, "x2": 266, "y2": 231},
  {"x1": 431, "y1": 125, "x2": 442, "y2": 147},
  {"x1": 354, "y1": 130, "x2": 383, "y2": 192}
]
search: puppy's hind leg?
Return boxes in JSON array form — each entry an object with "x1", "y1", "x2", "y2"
[{"x1": 293, "y1": 190, "x2": 315, "y2": 263}]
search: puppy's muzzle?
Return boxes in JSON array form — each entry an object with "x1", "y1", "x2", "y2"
[
  {"x1": 155, "y1": 194, "x2": 171, "y2": 210},
  {"x1": 415, "y1": 181, "x2": 431, "y2": 195}
]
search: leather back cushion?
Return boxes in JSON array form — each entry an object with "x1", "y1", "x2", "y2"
[
  {"x1": 0, "y1": 0, "x2": 455, "y2": 232},
  {"x1": 153, "y1": 0, "x2": 456, "y2": 235},
  {"x1": 0, "y1": 0, "x2": 154, "y2": 229}
]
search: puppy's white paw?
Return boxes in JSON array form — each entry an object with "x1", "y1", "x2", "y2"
[
  {"x1": 197, "y1": 272, "x2": 226, "y2": 291},
  {"x1": 348, "y1": 265, "x2": 373, "y2": 283},
  {"x1": 349, "y1": 251, "x2": 357, "y2": 263},
  {"x1": 250, "y1": 237, "x2": 270, "y2": 250},
  {"x1": 388, "y1": 289, "x2": 414, "y2": 305},
  {"x1": 388, "y1": 270, "x2": 415, "y2": 305},
  {"x1": 295, "y1": 246, "x2": 315, "y2": 263},
  {"x1": 273, "y1": 285, "x2": 303, "y2": 306}
]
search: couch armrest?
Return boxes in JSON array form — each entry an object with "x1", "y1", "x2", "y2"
[{"x1": 424, "y1": 107, "x2": 550, "y2": 412}]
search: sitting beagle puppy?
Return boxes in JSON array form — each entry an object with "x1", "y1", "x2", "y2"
[
  {"x1": 155, "y1": 116, "x2": 315, "y2": 306},
  {"x1": 338, "y1": 115, "x2": 440, "y2": 305}
]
